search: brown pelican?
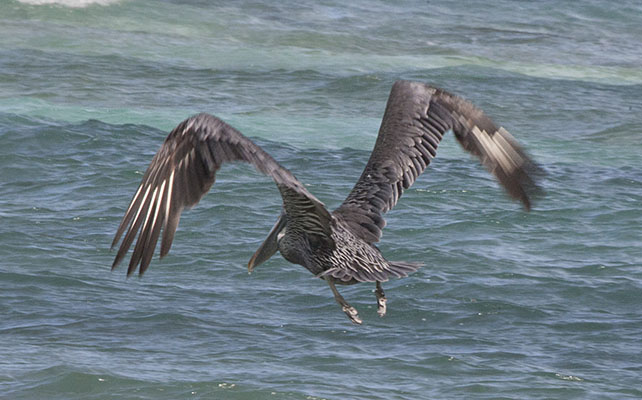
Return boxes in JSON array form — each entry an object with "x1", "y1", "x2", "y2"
[{"x1": 111, "y1": 80, "x2": 542, "y2": 324}]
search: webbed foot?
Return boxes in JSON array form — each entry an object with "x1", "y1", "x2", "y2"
[
  {"x1": 342, "y1": 305, "x2": 363, "y2": 325},
  {"x1": 375, "y1": 281, "x2": 387, "y2": 317}
]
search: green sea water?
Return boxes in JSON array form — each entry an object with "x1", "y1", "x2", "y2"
[{"x1": 1, "y1": 0, "x2": 641, "y2": 398}]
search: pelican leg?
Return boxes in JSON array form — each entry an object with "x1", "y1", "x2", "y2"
[
  {"x1": 324, "y1": 277, "x2": 362, "y2": 325},
  {"x1": 375, "y1": 281, "x2": 387, "y2": 317}
]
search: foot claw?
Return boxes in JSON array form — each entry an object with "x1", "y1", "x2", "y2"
[{"x1": 342, "y1": 305, "x2": 362, "y2": 324}]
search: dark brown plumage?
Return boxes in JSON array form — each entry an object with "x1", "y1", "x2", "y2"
[{"x1": 111, "y1": 80, "x2": 542, "y2": 324}]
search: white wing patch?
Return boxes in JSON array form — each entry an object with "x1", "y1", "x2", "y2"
[
  {"x1": 165, "y1": 172, "x2": 174, "y2": 228},
  {"x1": 151, "y1": 179, "x2": 167, "y2": 234},
  {"x1": 471, "y1": 126, "x2": 521, "y2": 174},
  {"x1": 140, "y1": 186, "x2": 160, "y2": 235},
  {"x1": 131, "y1": 184, "x2": 152, "y2": 230}
]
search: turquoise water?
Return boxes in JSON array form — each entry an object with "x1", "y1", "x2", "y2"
[{"x1": 1, "y1": 0, "x2": 641, "y2": 398}]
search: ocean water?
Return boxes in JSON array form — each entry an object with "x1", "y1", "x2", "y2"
[{"x1": 1, "y1": 0, "x2": 641, "y2": 398}]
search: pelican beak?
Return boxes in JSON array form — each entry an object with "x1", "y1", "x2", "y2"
[{"x1": 248, "y1": 213, "x2": 286, "y2": 273}]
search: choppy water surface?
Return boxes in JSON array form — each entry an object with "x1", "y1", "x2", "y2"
[{"x1": 1, "y1": 0, "x2": 641, "y2": 398}]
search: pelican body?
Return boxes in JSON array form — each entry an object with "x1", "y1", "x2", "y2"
[{"x1": 111, "y1": 81, "x2": 542, "y2": 324}]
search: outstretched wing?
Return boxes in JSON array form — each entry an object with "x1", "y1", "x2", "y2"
[
  {"x1": 111, "y1": 113, "x2": 332, "y2": 276},
  {"x1": 334, "y1": 80, "x2": 542, "y2": 243}
]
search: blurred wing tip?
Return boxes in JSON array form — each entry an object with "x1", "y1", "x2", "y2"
[{"x1": 517, "y1": 169, "x2": 546, "y2": 211}]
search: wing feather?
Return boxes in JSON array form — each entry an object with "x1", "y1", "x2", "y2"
[
  {"x1": 334, "y1": 80, "x2": 543, "y2": 243},
  {"x1": 112, "y1": 113, "x2": 332, "y2": 276}
]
